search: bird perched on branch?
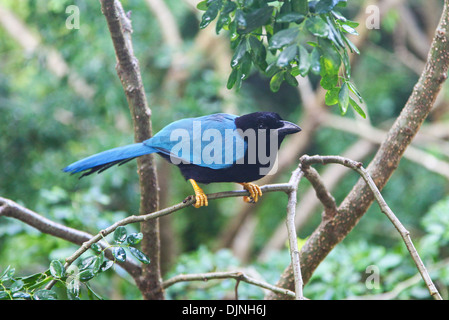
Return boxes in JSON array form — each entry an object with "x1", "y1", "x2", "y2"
[{"x1": 63, "y1": 112, "x2": 301, "y2": 208}]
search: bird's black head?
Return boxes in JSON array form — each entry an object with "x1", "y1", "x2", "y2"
[{"x1": 235, "y1": 112, "x2": 301, "y2": 138}]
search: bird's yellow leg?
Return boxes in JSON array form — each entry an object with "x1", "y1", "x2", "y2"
[
  {"x1": 189, "y1": 179, "x2": 208, "y2": 208},
  {"x1": 239, "y1": 182, "x2": 263, "y2": 203}
]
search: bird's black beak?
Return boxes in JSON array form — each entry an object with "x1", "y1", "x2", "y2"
[{"x1": 278, "y1": 120, "x2": 302, "y2": 135}]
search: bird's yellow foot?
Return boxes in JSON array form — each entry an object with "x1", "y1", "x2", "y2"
[
  {"x1": 189, "y1": 179, "x2": 208, "y2": 208},
  {"x1": 239, "y1": 182, "x2": 263, "y2": 203}
]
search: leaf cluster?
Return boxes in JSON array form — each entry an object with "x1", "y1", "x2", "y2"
[
  {"x1": 198, "y1": 0, "x2": 365, "y2": 118},
  {"x1": 0, "y1": 226, "x2": 149, "y2": 300}
]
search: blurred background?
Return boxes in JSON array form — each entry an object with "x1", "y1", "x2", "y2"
[{"x1": 0, "y1": 0, "x2": 448, "y2": 299}]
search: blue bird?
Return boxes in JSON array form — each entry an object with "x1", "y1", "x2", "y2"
[{"x1": 64, "y1": 112, "x2": 301, "y2": 208}]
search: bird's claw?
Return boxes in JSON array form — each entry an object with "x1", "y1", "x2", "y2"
[
  {"x1": 189, "y1": 179, "x2": 208, "y2": 208},
  {"x1": 193, "y1": 192, "x2": 208, "y2": 208},
  {"x1": 240, "y1": 183, "x2": 263, "y2": 204}
]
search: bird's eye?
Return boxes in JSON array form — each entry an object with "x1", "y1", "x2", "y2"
[{"x1": 258, "y1": 123, "x2": 267, "y2": 129}]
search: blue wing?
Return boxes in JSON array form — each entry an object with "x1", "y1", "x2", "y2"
[{"x1": 145, "y1": 113, "x2": 246, "y2": 169}]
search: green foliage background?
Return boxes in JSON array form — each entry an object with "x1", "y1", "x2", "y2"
[{"x1": 0, "y1": 0, "x2": 448, "y2": 299}]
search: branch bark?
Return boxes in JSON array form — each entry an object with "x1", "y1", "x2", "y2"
[{"x1": 100, "y1": 0, "x2": 161, "y2": 299}]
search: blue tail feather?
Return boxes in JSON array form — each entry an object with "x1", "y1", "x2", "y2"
[{"x1": 63, "y1": 143, "x2": 157, "y2": 177}]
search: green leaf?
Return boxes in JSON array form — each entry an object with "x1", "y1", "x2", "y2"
[
  {"x1": 0, "y1": 291, "x2": 10, "y2": 300},
  {"x1": 129, "y1": 247, "x2": 151, "y2": 264},
  {"x1": 90, "y1": 243, "x2": 102, "y2": 254},
  {"x1": 270, "y1": 70, "x2": 285, "y2": 92},
  {"x1": 276, "y1": 44, "x2": 298, "y2": 67},
  {"x1": 268, "y1": 27, "x2": 299, "y2": 50},
  {"x1": 49, "y1": 260, "x2": 65, "y2": 279},
  {"x1": 92, "y1": 253, "x2": 104, "y2": 274},
  {"x1": 231, "y1": 38, "x2": 248, "y2": 68},
  {"x1": 338, "y1": 82, "x2": 349, "y2": 114},
  {"x1": 196, "y1": 0, "x2": 208, "y2": 11},
  {"x1": 325, "y1": 87, "x2": 339, "y2": 105},
  {"x1": 284, "y1": 71, "x2": 299, "y2": 87},
  {"x1": 298, "y1": 45, "x2": 310, "y2": 76},
  {"x1": 222, "y1": 0, "x2": 237, "y2": 15},
  {"x1": 234, "y1": 68, "x2": 244, "y2": 91},
  {"x1": 276, "y1": 12, "x2": 305, "y2": 24},
  {"x1": 325, "y1": 15, "x2": 345, "y2": 49},
  {"x1": 100, "y1": 260, "x2": 114, "y2": 273},
  {"x1": 112, "y1": 246, "x2": 126, "y2": 263},
  {"x1": 340, "y1": 23, "x2": 358, "y2": 35},
  {"x1": 320, "y1": 74, "x2": 338, "y2": 90},
  {"x1": 234, "y1": 9, "x2": 247, "y2": 31},
  {"x1": 12, "y1": 292, "x2": 31, "y2": 300},
  {"x1": 17, "y1": 272, "x2": 46, "y2": 288},
  {"x1": 291, "y1": 0, "x2": 308, "y2": 15},
  {"x1": 227, "y1": 68, "x2": 238, "y2": 89},
  {"x1": 34, "y1": 289, "x2": 58, "y2": 300},
  {"x1": 66, "y1": 277, "x2": 80, "y2": 299},
  {"x1": 199, "y1": 0, "x2": 222, "y2": 29},
  {"x1": 216, "y1": 12, "x2": 231, "y2": 34},
  {"x1": 315, "y1": 0, "x2": 346, "y2": 14},
  {"x1": 10, "y1": 280, "x2": 24, "y2": 293},
  {"x1": 79, "y1": 255, "x2": 96, "y2": 270},
  {"x1": 348, "y1": 81, "x2": 363, "y2": 102},
  {"x1": 306, "y1": 16, "x2": 330, "y2": 38},
  {"x1": 309, "y1": 47, "x2": 321, "y2": 74},
  {"x1": 127, "y1": 232, "x2": 143, "y2": 245},
  {"x1": 240, "y1": 53, "x2": 252, "y2": 80},
  {"x1": 79, "y1": 269, "x2": 95, "y2": 282},
  {"x1": 343, "y1": 36, "x2": 360, "y2": 54},
  {"x1": 319, "y1": 39, "x2": 341, "y2": 76},
  {"x1": 238, "y1": 6, "x2": 273, "y2": 34},
  {"x1": 248, "y1": 36, "x2": 267, "y2": 70},
  {"x1": 113, "y1": 226, "x2": 127, "y2": 244},
  {"x1": 349, "y1": 96, "x2": 366, "y2": 118},
  {"x1": 0, "y1": 266, "x2": 14, "y2": 282}
]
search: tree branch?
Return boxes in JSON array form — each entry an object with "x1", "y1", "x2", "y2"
[
  {"x1": 100, "y1": 0, "x2": 161, "y2": 299},
  {"x1": 300, "y1": 165, "x2": 338, "y2": 220},
  {"x1": 284, "y1": 167, "x2": 305, "y2": 300}
]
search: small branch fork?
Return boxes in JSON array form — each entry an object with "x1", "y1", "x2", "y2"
[
  {"x1": 300, "y1": 154, "x2": 442, "y2": 300},
  {"x1": 0, "y1": 154, "x2": 441, "y2": 299}
]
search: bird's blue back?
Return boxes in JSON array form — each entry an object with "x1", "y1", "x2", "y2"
[
  {"x1": 63, "y1": 113, "x2": 247, "y2": 175},
  {"x1": 146, "y1": 113, "x2": 247, "y2": 169}
]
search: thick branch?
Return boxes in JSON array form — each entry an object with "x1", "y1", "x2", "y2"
[{"x1": 100, "y1": 0, "x2": 161, "y2": 299}]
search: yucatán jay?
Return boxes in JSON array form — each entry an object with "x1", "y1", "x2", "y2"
[{"x1": 63, "y1": 112, "x2": 301, "y2": 208}]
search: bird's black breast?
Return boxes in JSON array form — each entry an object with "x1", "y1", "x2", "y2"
[{"x1": 158, "y1": 153, "x2": 266, "y2": 183}]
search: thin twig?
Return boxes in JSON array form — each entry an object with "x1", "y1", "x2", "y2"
[
  {"x1": 300, "y1": 154, "x2": 443, "y2": 300},
  {"x1": 162, "y1": 271, "x2": 296, "y2": 299},
  {"x1": 285, "y1": 167, "x2": 305, "y2": 300},
  {"x1": 300, "y1": 164, "x2": 338, "y2": 220}
]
